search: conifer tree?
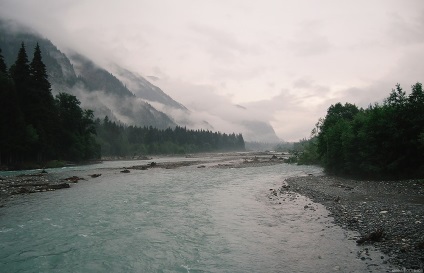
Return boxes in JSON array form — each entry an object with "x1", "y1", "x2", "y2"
[
  {"x1": 10, "y1": 42, "x2": 31, "y2": 105},
  {"x1": 0, "y1": 49, "x2": 7, "y2": 75},
  {"x1": 0, "y1": 47, "x2": 27, "y2": 165},
  {"x1": 28, "y1": 43, "x2": 58, "y2": 160},
  {"x1": 30, "y1": 43, "x2": 52, "y2": 93}
]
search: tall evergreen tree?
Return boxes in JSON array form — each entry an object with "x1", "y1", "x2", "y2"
[
  {"x1": 0, "y1": 47, "x2": 27, "y2": 165},
  {"x1": 28, "y1": 43, "x2": 58, "y2": 161},
  {"x1": 10, "y1": 42, "x2": 31, "y2": 107},
  {"x1": 0, "y1": 49, "x2": 7, "y2": 75},
  {"x1": 30, "y1": 43, "x2": 52, "y2": 93}
]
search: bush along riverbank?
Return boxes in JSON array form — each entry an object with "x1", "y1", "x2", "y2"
[{"x1": 280, "y1": 175, "x2": 424, "y2": 271}]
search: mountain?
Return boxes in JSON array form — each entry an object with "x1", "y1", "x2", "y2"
[
  {"x1": 112, "y1": 66, "x2": 187, "y2": 110},
  {"x1": 0, "y1": 19, "x2": 282, "y2": 142},
  {"x1": 0, "y1": 22, "x2": 78, "y2": 86},
  {"x1": 241, "y1": 120, "x2": 280, "y2": 143},
  {"x1": 0, "y1": 19, "x2": 176, "y2": 129}
]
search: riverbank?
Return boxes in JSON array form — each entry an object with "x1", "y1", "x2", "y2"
[
  {"x1": 0, "y1": 172, "x2": 91, "y2": 207},
  {"x1": 0, "y1": 152, "x2": 285, "y2": 204},
  {"x1": 281, "y1": 175, "x2": 424, "y2": 271}
]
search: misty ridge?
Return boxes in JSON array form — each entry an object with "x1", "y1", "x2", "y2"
[
  {"x1": 0, "y1": 42, "x2": 246, "y2": 168},
  {"x1": 0, "y1": 19, "x2": 281, "y2": 144}
]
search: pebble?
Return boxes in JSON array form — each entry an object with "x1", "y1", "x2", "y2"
[{"x1": 284, "y1": 176, "x2": 424, "y2": 270}]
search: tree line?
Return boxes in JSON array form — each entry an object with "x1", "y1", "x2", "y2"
[
  {"x1": 0, "y1": 43, "x2": 100, "y2": 167},
  {"x1": 96, "y1": 117, "x2": 245, "y2": 156},
  {"x1": 0, "y1": 43, "x2": 246, "y2": 169},
  {"x1": 295, "y1": 83, "x2": 424, "y2": 179}
]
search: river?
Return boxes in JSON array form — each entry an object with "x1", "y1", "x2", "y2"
[{"x1": 0, "y1": 155, "x2": 390, "y2": 272}]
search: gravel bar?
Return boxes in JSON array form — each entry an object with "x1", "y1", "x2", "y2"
[{"x1": 282, "y1": 175, "x2": 424, "y2": 271}]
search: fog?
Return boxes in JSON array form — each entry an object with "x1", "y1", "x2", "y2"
[{"x1": 1, "y1": 0, "x2": 423, "y2": 141}]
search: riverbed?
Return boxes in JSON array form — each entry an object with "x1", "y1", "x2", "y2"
[{"x1": 0, "y1": 154, "x2": 391, "y2": 272}]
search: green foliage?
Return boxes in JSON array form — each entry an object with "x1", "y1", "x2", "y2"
[
  {"x1": 0, "y1": 49, "x2": 7, "y2": 74},
  {"x1": 296, "y1": 138, "x2": 320, "y2": 165},
  {"x1": 55, "y1": 93, "x2": 100, "y2": 161},
  {"x1": 45, "y1": 160, "x2": 66, "y2": 168},
  {"x1": 287, "y1": 138, "x2": 320, "y2": 165},
  {"x1": 314, "y1": 83, "x2": 424, "y2": 179},
  {"x1": 0, "y1": 48, "x2": 27, "y2": 165},
  {"x1": 0, "y1": 43, "x2": 99, "y2": 167},
  {"x1": 95, "y1": 119, "x2": 245, "y2": 157},
  {"x1": 0, "y1": 42, "x2": 245, "y2": 167}
]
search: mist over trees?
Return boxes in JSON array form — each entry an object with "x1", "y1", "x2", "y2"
[
  {"x1": 296, "y1": 83, "x2": 424, "y2": 179},
  {"x1": 0, "y1": 43, "x2": 100, "y2": 167},
  {"x1": 95, "y1": 118, "x2": 245, "y2": 156},
  {"x1": 0, "y1": 42, "x2": 246, "y2": 169}
]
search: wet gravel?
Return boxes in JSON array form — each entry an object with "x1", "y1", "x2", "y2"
[
  {"x1": 282, "y1": 175, "x2": 424, "y2": 271},
  {"x1": 0, "y1": 172, "x2": 91, "y2": 207}
]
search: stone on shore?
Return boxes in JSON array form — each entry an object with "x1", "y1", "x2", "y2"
[{"x1": 284, "y1": 175, "x2": 424, "y2": 270}]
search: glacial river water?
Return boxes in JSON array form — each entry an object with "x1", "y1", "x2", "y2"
[{"x1": 0, "y1": 155, "x2": 390, "y2": 272}]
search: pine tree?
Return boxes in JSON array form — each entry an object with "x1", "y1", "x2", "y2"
[
  {"x1": 0, "y1": 49, "x2": 7, "y2": 75},
  {"x1": 28, "y1": 43, "x2": 58, "y2": 161},
  {"x1": 0, "y1": 47, "x2": 27, "y2": 165},
  {"x1": 10, "y1": 42, "x2": 31, "y2": 106},
  {"x1": 30, "y1": 43, "x2": 52, "y2": 93}
]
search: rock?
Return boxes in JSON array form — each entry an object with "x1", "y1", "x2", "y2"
[
  {"x1": 121, "y1": 169, "x2": 130, "y2": 173},
  {"x1": 356, "y1": 229, "x2": 384, "y2": 244},
  {"x1": 89, "y1": 174, "x2": 102, "y2": 178},
  {"x1": 13, "y1": 187, "x2": 31, "y2": 194},
  {"x1": 48, "y1": 183, "x2": 70, "y2": 190},
  {"x1": 150, "y1": 162, "x2": 157, "y2": 167},
  {"x1": 64, "y1": 176, "x2": 85, "y2": 183}
]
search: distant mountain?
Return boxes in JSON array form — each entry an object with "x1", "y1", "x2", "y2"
[
  {"x1": 0, "y1": 19, "x2": 176, "y2": 129},
  {"x1": 0, "y1": 21, "x2": 78, "y2": 86},
  {"x1": 112, "y1": 66, "x2": 187, "y2": 110},
  {"x1": 241, "y1": 120, "x2": 280, "y2": 143},
  {"x1": 0, "y1": 19, "x2": 282, "y2": 142},
  {"x1": 70, "y1": 54, "x2": 135, "y2": 97}
]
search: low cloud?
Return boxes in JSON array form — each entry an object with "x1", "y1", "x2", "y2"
[
  {"x1": 288, "y1": 20, "x2": 333, "y2": 57},
  {"x1": 2, "y1": 0, "x2": 424, "y2": 142}
]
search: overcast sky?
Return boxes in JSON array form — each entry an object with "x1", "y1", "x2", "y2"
[{"x1": 1, "y1": 0, "x2": 423, "y2": 141}]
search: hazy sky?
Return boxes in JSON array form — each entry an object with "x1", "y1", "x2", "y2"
[{"x1": 1, "y1": 0, "x2": 423, "y2": 141}]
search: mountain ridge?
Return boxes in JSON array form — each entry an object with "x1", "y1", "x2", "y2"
[
  {"x1": 0, "y1": 19, "x2": 177, "y2": 129},
  {"x1": 0, "y1": 19, "x2": 282, "y2": 142}
]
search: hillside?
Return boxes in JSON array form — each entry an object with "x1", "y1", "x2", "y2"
[
  {"x1": 0, "y1": 19, "x2": 281, "y2": 142},
  {"x1": 0, "y1": 20, "x2": 177, "y2": 129}
]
